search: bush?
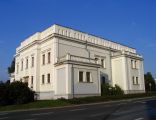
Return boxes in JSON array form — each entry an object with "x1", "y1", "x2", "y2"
[
  {"x1": 101, "y1": 83, "x2": 124, "y2": 96},
  {"x1": 101, "y1": 83, "x2": 111, "y2": 96},
  {"x1": 0, "y1": 81, "x2": 8, "y2": 105},
  {"x1": 0, "y1": 81, "x2": 34, "y2": 106},
  {"x1": 113, "y1": 84, "x2": 124, "y2": 95}
]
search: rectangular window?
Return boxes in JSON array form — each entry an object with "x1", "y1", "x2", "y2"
[
  {"x1": 136, "y1": 77, "x2": 138, "y2": 84},
  {"x1": 17, "y1": 64, "x2": 19, "y2": 74},
  {"x1": 131, "y1": 60, "x2": 138, "y2": 69},
  {"x1": 101, "y1": 59, "x2": 104, "y2": 67},
  {"x1": 26, "y1": 58, "x2": 28, "y2": 69},
  {"x1": 86, "y1": 72, "x2": 91, "y2": 82},
  {"x1": 31, "y1": 76, "x2": 33, "y2": 84},
  {"x1": 42, "y1": 75, "x2": 45, "y2": 84},
  {"x1": 101, "y1": 59, "x2": 106, "y2": 68},
  {"x1": 47, "y1": 74, "x2": 50, "y2": 83},
  {"x1": 135, "y1": 61, "x2": 137, "y2": 69},
  {"x1": 21, "y1": 61, "x2": 23, "y2": 71},
  {"x1": 132, "y1": 76, "x2": 135, "y2": 84},
  {"x1": 32, "y1": 56, "x2": 34, "y2": 67},
  {"x1": 48, "y1": 52, "x2": 51, "y2": 63},
  {"x1": 42, "y1": 54, "x2": 45, "y2": 65},
  {"x1": 95, "y1": 58, "x2": 98, "y2": 64},
  {"x1": 79, "y1": 71, "x2": 83, "y2": 82},
  {"x1": 131, "y1": 60, "x2": 133, "y2": 68}
]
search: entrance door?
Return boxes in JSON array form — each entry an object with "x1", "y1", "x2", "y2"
[{"x1": 101, "y1": 76, "x2": 105, "y2": 84}]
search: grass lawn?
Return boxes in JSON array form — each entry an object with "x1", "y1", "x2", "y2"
[
  {"x1": 0, "y1": 100, "x2": 72, "y2": 111},
  {"x1": 0, "y1": 93, "x2": 156, "y2": 112}
]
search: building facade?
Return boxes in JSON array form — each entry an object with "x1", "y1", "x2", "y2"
[{"x1": 12, "y1": 24, "x2": 145, "y2": 100}]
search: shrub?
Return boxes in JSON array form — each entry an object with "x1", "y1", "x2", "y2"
[
  {"x1": 0, "y1": 81, "x2": 34, "y2": 106},
  {"x1": 101, "y1": 83, "x2": 124, "y2": 96},
  {"x1": 101, "y1": 83, "x2": 111, "y2": 96},
  {"x1": 0, "y1": 81, "x2": 8, "y2": 105},
  {"x1": 113, "y1": 84, "x2": 124, "y2": 95}
]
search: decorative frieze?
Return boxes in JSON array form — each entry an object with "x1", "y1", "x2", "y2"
[{"x1": 16, "y1": 24, "x2": 136, "y2": 54}]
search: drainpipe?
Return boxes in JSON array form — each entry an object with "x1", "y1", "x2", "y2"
[
  {"x1": 109, "y1": 47, "x2": 112, "y2": 85},
  {"x1": 71, "y1": 64, "x2": 75, "y2": 98},
  {"x1": 85, "y1": 40, "x2": 90, "y2": 61}
]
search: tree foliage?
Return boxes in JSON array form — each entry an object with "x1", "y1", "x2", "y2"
[
  {"x1": 0, "y1": 81, "x2": 34, "y2": 106},
  {"x1": 144, "y1": 72, "x2": 156, "y2": 91},
  {"x1": 8, "y1": 58, "x2": 15, "y2": 74}
]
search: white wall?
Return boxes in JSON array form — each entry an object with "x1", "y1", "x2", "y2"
[
  {"x1": 14, "y1": 24, "x2": 145, "y2": 99},
  {"x1": 112, "y1": 56, "x2": 145, "y2": 93}
]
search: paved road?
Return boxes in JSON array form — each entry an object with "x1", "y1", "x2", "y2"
[{"x1": 1, "y1": 97, "x2": 156, "y2": 120}]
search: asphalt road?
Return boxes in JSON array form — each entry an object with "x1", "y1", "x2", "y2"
[{"x1": 1, "y1": 97, "x2": 156, "y2": 120}]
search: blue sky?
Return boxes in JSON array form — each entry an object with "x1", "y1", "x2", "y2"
[{"x1": 0, "y1": 0, "x2": 156, "y2": 80}]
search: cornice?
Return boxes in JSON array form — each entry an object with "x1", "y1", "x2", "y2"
[
  {"x1": 54, "y1": 60, "x2": 101, "y2": 68},
  {"x1": 111, "y1": 54, "x2": 143, "y2": 61}
]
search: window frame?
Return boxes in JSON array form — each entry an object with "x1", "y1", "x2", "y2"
[
  {"x1": 132, "y1": 76, "x2": 135, "y2": 84},
  {"x1": 42, "y1": 54, "x2": 45, "y2": 65},
  {"x1": 131, "y1": 59, "x2": 138, "y2": 69},
  {"x1": 47, "y1": 73, "x2": 50, "y2": 83},
  {"x1": 16, "y1": 64, "x2": 19, "y2": 74},
  {"x1": 95, "y1": 58, "x2": 98, "y2": 64},
  {"x1": 136, "y1": 77, "x2": 139, "y2": 85},
  {"x1": 21, "y1": 60, "x2": 23, "y2": 71},
  {"x1": 31, "y1": 56, "x2": 34, "y2": 67},
  {"x1": 79, "y1": 71, "x2": 84, "y2": 82},
  {"x1": 48, "y1": 52, "x2": 51, "y2": 64},
  {"x1": 131, "y1": 60, "x2": 133, "y2": 68},
  {"x1": 101, "y1": 58, "x2": 106, "y2": 68},
  {"x1": 31, "y1": 76, "x2": 33, "y2": 85},
  {"x1": 42, "y1": 75, "x2": 45, "y2": 84},
  {"x1": 26, "y1": 58, "x2": 28, "y2": 69},
  {"x1": 86, "y1": 72, "x2": 91, "y2": 82}
]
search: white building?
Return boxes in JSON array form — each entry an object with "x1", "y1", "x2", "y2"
[{"x1": 12, "y1": 24, "x2": 145, "y2": 100}]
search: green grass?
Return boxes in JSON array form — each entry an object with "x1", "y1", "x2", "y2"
[
  {"x1": 0, "y1": 93, "x2": 156, "y2": 111},
  {"x1": 0, "y1": 100, "x2": 72, "y2": 111}
]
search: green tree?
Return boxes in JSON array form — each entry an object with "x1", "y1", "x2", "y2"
[
  {"x1": 0, "y1": 81, "x2": 34, "y2": 106},
  {"x1": 8, "y1": 58, "x2": 15, "y2": 74},
  {"x1": 144, "y1": 72, "x2": 156, "y2": 91},
  {"x1": 0, "y1": 81, "x2": 8, "y2": 105}
]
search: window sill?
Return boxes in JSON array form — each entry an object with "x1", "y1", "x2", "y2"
[
  {"x1": 101, "y1": 67, "x2": 106, "y2": 69},
  {"x1": 79, "y1": 81, "x2": 93, "y2": 83},
  {"x1": 132, "y1": 68, "x2": 138, "y2": 70},
  {"x1": 133, "y1": 84, "x2": 139, "y2": 85}
]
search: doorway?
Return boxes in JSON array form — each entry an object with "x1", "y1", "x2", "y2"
[{"x1": 101, "y1": 76, "x2": 106, "y2": 84}]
